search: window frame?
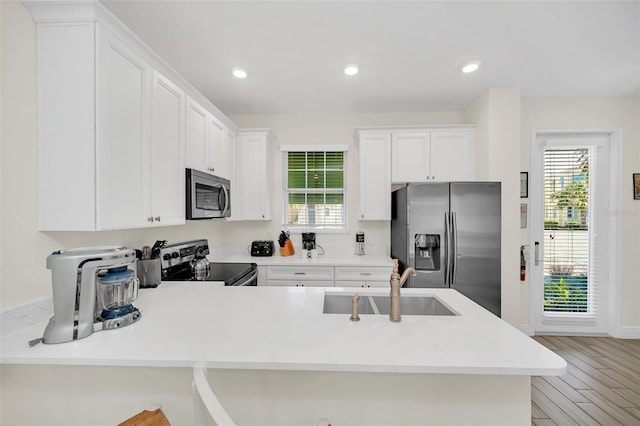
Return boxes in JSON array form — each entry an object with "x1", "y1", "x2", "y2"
[{"x1": 280, "y1": 145, "x2": 349, "y2": 233}]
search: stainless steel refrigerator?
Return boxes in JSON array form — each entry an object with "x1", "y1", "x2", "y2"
[{"x1": 391, "y1": 182, "x2": 501, "y2": 317}]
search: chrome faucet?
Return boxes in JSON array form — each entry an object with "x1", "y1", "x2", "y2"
[{"x1": 390, "y1": 259, "x2": 416, "y2": 322}]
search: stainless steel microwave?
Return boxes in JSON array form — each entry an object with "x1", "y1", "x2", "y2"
[{"x1": 186, "y1": 168, "x2": 230, "y2": 219}]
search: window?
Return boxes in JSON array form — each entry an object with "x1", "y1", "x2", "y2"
[{"x1": 283, "y1": 150, "x2": 346, "y2": 231}]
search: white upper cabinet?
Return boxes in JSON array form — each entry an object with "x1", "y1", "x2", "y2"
[
  {"x1": 96, "y1": 26, "x2": 152, "y2": 229},
  {"x1": 428, "y1": 129, "x2": 475, "y2": 181},
  {"x1": 26, "y1": 1, "x2": 235, "y2": 230},
  {"x1": 185, "y1": 97, "x2": 234, "y2": 179},
  {"x1": 356, "y1": 130, "x2": 392, "y2": 221},
  {"x1": 185, "y1": 97, "x2": 209, "y2": 173},
  {"x1": 391, "y1": 132, "x2": 430, "y2": 183},
  {"x1": 391, "y1": 127, "x2": 475, "y2": 183},
  {"x1": 150, "y1": 71, "x2": 186, "y2": 226},
  {"x1": 232, "y1": 130, "x2": 273, "y2": 221}
]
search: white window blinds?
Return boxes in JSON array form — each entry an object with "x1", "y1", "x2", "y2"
[
  {"x1": 543, "y1": 147, "x2": 600, "y2": 317},
  {"x1": 283, "y1": 151, "x2": 346, "y2": 231}
]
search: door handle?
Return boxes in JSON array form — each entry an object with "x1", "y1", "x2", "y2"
[
  {"x1": 534, "y1": 242, "x2": 540, "y2": 266},
  {"x1": 451, "y1": 211, "x2": 458, "y2": 286},
  {"x1": 221, "y1": 184, "x2": 230, "y2": 217},
  {"x1": 444, "y1": 212, "x2": 451, "y2": 285}
]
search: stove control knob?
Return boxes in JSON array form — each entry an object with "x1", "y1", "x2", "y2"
[
  {"x1": 171, "y1": 252, "x2": 179, "y2": 259},
  {"x1": 163, "y1": 254, "x2": 171, "y2": 261}
]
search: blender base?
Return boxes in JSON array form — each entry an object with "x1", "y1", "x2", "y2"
[{"x1": 96, "y1": 307, "x2": 141, "y2": 331}]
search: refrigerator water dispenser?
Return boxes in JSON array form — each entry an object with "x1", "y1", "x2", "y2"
[{"x1": 414, "y1": 234, "x2": 440, "y2": 271}]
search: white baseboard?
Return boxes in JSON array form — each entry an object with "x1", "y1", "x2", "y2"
[
  {"x1": 518, "y1": 324, "x2": 640, "y2": 339},
  {"x1": 518, "y1": 324, "x2": 534, "y2": 336},
  {"x1": 616, "y1": 326, "x2": 640, "y2": 339}
]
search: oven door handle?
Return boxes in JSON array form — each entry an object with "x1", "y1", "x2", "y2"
[
  {"x1": 221, "y1": 184, "x2": 230, "y2": 217},
  {"x1": 235, "y1": 269, "x2": 258, "y2": 286}
]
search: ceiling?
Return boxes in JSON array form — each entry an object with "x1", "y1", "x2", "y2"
[{"x1": 100, "y1": 1, "x2": 640, "y2": 115}]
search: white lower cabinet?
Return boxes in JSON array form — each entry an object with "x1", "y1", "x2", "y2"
[
  {"x1": 334, "y1": 266, "x2": 390, "y2": 288},
  {"x1": 263, "y1": 265, "x2": 390, "y2": 287},
  {"x1": 266, "y1": 266, "x2": 334, "y2": 287}
]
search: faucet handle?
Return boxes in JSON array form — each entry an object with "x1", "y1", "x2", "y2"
[{"x1": 350, "y1": 294, "x2": 361, "y2": 322}]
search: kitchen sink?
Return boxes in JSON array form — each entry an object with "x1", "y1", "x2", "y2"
[{"x1": 323, "y1": 294, "x2": 457, "y2": 316}]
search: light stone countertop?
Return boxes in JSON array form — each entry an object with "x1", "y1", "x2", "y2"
[
  {"x1": 210, "y1": 244, "x2": 393, "y2": 267},
  {"x1": 1, "y1": 283, "x2": 566, "y2": 376}
]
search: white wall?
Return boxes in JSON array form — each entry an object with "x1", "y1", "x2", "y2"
[
  {"x1": 462, "y1": 89, "x2": 522, "y2": 326},
  {"x1": 225, "y1": 112, "x2": 465, "y2": 250}
]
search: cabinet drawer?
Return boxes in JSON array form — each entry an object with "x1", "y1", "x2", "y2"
[
  {"x1": 268, "y1": 280, "x2": 333, "y2": 287},
  {"x1": 335, "y1": 280, "x2": 388, "y2": 288},
  {"x1": 335, "y1": 280, "x2": 366, "y2": 288},
  {"x1": 267, "y1": 266, "x2": 334, "y2": 281},
  {"x1": 334, "y1": 266, "x2": 389, "y2": 282}
]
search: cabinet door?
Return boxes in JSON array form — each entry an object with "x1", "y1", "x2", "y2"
[
  {"x1": 185, "y1": 97, "x2": 208, "y2": 173},
  {"x1": 357, "y1": 131, "x2": 392, "y2": 220},
  {"x1": 233, "y1": 132, "x2": 272, "y2": 220},
  {"x1": 429, "y1": 130, "x2": 475, "y2": 181},
  {"x1": 96, "y1": 26, "x2": 151, "y2": 229},
  {"x1": 206, "y1": 115, "x2": 225, "y2": 176},
  {"x1": 151, "y1": 71, "x2": 185, "y2": 226},
  {"x1": 391, "y1": 132, "x2": 430, "y2": 183}
]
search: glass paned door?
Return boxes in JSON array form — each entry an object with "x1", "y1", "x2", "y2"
[{"x1": 531, "y1": 134, "x2": 609, "y2": 334}]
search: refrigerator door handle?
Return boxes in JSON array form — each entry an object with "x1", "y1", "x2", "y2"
[
  {"x1": 451, "y1": 211, "x2": 458, "y2": 286},
  {"x1": 444, "y1": 211, "x2": 451, "y2": 286}
]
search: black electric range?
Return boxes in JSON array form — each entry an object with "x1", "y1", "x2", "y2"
[{"x1": 160, "y1": 239, "x2": 257, "y2": 286}]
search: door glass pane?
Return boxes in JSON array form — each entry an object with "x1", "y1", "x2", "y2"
[{"x1": 543, "y1": 149, "x2": 590, "y2": 313}]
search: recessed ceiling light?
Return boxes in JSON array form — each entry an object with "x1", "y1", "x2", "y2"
[
  {"x1": 461, "y1": 61, "x2": 481, "y2": 74},
  {"x1": 232, "y1": 68, "x2": 248, "y2": 79},
  {"x1": 344, "y1": 64, "x2": 359, "y2": 76}
]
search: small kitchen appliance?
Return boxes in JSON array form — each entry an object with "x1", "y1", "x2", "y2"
[
  {"x1": 355, "y1": 231, "x2": 365, "y2": 255},
  {"x1": 186, "y1": 168, "x2": 230, "y2": 219},
  {"x1": 251, "y1": 240, "x2": 274, "y2": 257},
  {"x1": 191, "y1": 246, "x2": 211, "y2": 280},
  {"x1": 40, "y1": 246, "x2": 141, "y2": 344},
  {"x1": 161, "y1": 239, "x2": 257, "y2": 286},
  {"x1": 302, "y1": 233, "x2": 316, "y2": 251}
]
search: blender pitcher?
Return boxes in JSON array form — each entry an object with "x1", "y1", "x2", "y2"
[{"x1": 97, "y1": 266, "x2": 139, "y2": 319}]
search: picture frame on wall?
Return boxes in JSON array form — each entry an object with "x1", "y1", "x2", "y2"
[
  {"x1": 520, "y1": 172, "x2": 528, "y2": 198},
  {"x1": 634, "y1": 173, "x2": 640, "y2": 200}
]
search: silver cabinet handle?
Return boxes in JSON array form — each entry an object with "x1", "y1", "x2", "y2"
[
  {"x1": 294, "y1": 272, "x2": 306, "y2": 275},
  {"x1": 534, "y1": 242, "x2": 540, "y2": 266},
  {"x1": 154, "y1": 216, "x2": 160, "y2": 222},
  {"x1": 147, "y1": 217, "x2": 154, "y2": 222},
  {"x1": 359, "y1": 272, "x2": 372, "y2": 276}
]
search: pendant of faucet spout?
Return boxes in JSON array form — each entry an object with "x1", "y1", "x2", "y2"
[{"x1": 399, "y1": 267, "x2": 417, "y2": 286}]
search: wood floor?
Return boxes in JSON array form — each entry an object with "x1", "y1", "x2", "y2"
[{"x1": 532, "y1": 336, "x2": 640, "y2": 426}]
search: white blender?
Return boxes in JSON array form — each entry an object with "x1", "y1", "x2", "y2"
[{"x1": 36, "y1": 246, "x2": 141, "y2": 344}]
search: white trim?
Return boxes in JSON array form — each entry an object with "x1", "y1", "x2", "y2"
[
  {"x1": 528, "y1": 128, "x2": 622, "y2": 337},
  {"x1": 280, "y1": 144, "x2": 349, "y2": 152},
  {"x1": 616, "y1": 326, "x2": 640, "y2": 339}
]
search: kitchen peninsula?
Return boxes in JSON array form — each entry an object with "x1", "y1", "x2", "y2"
[{"x1": 2, "y1": 283, "x2": 566, "y2": 425}]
